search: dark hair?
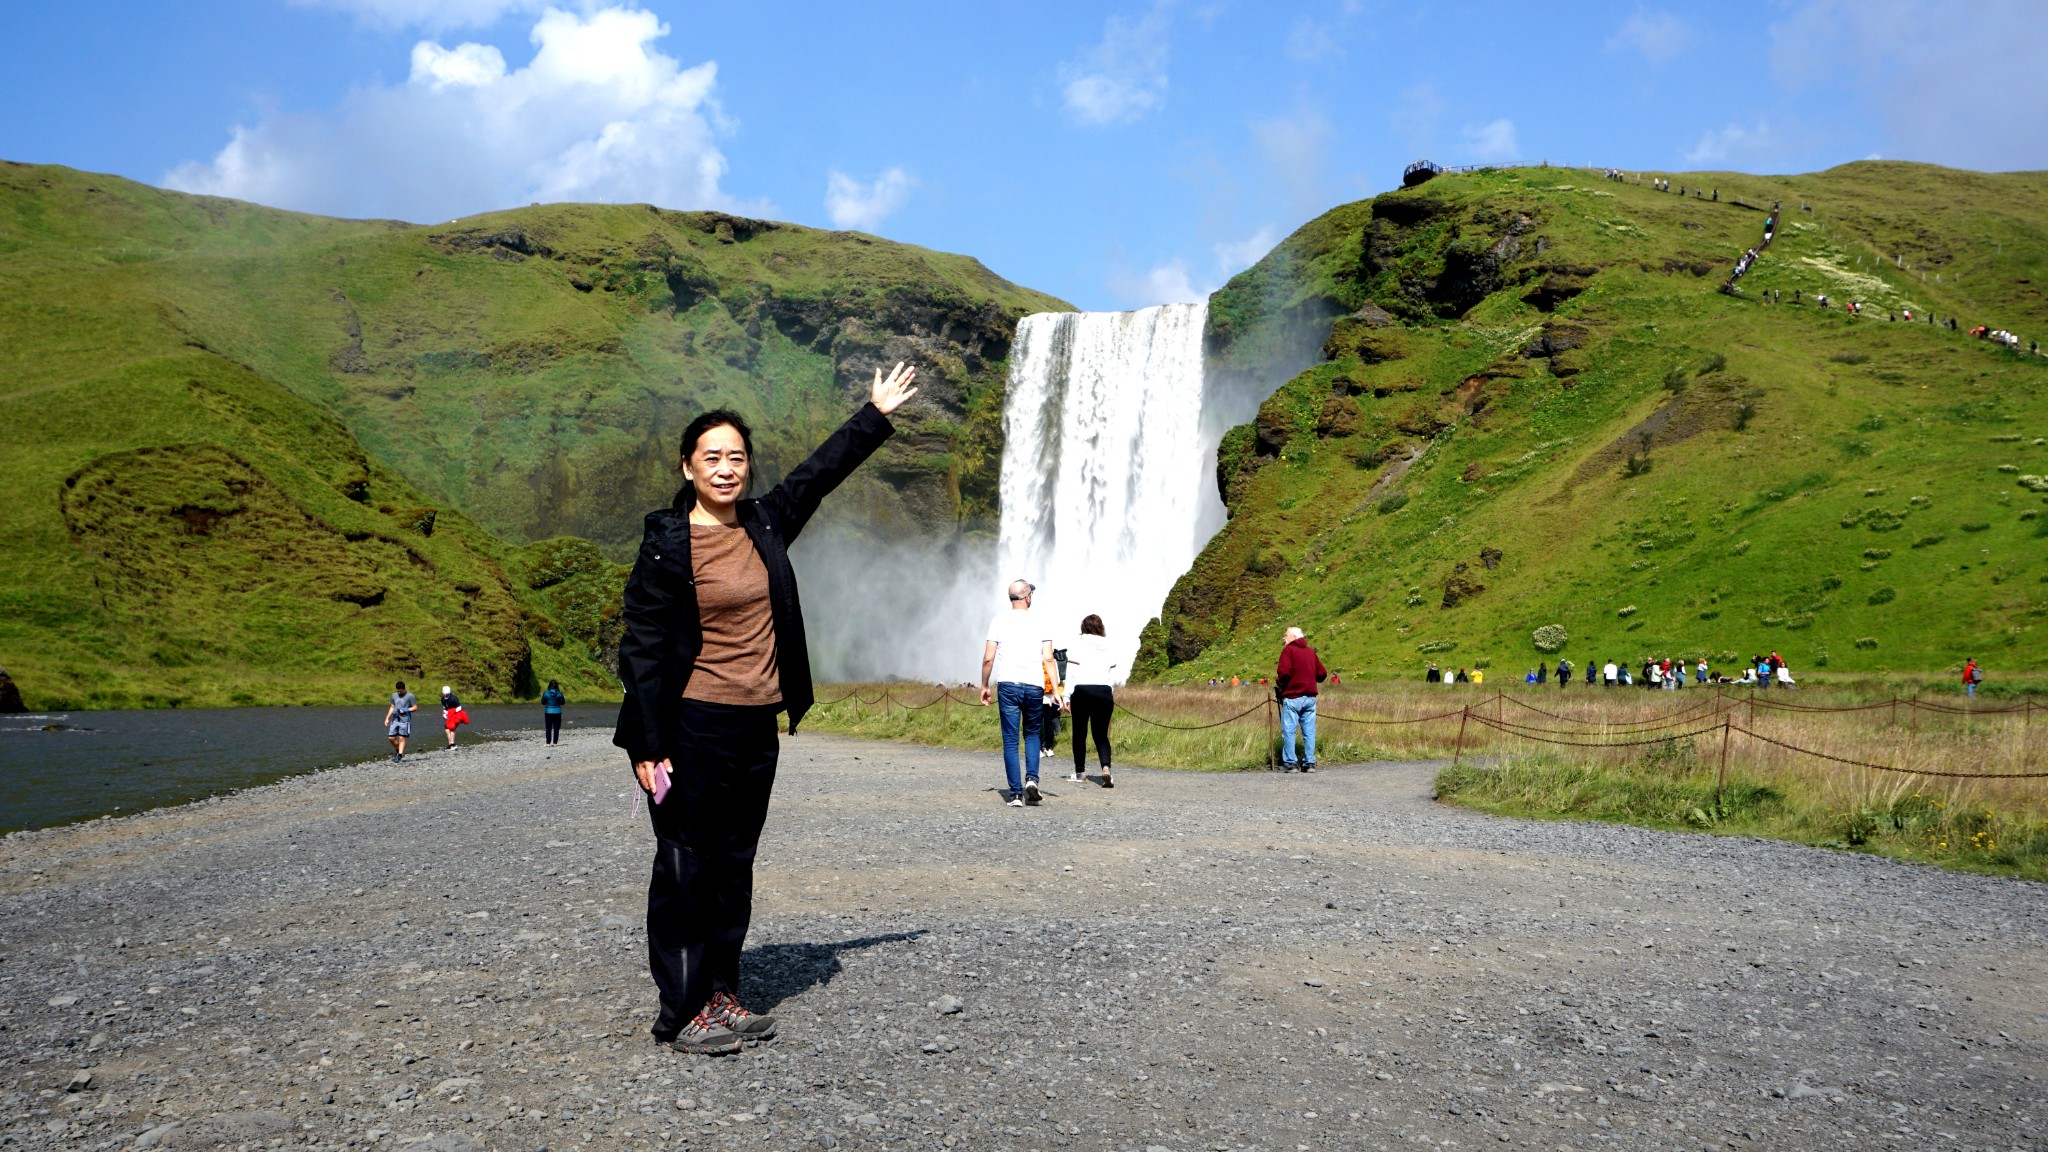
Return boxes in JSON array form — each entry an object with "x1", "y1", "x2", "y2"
[
  {"x1": 676, "y1": 409, "x2": 756, "y2": 506},
  {"x1": 395, "y1": 680, "x2": 406, "y2": 690},
  {"x1": 547, "y1": 679, "x2": 559, "y2": 690},
  {"x1": 1080, "y1": 614, "x2": 1105, "y2": 637}
]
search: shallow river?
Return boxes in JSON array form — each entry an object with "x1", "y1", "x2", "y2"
[{"x1": 0, "y1": 702, "x2": 620, "y2": 833}]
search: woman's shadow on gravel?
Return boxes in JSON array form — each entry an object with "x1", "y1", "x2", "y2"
[{"x1": 741, "y1": 930, "x2": 925, "y2": 1015}]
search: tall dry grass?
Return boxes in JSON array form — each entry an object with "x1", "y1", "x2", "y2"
[{"x1": 804, "y1": 680, "x2": 2048, "y2": 879}]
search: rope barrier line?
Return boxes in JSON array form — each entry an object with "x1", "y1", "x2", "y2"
[
  {"x1": 1470, "y1": 715, "x2": 1729, "y2": 748},
  {"x1": 1500, "y1": 692, "x2": 1723, "y2": 725},
  {"x1": 1476, "y1": 708, "x2": 1738, "y2": 739},
  {"x1": 1727, "y1": 723, "x2": 2048, "y2": 780},
  {"x1": 1316, "y1": 706, "x2": 1469, "y2": 727},
  {"x1": 1111, "y1": 701, "x2": 1267, "y2": 731}
]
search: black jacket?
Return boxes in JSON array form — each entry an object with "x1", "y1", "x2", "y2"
[{"x1": 611, "y1": 402, "x2": 894, "y2": 762}]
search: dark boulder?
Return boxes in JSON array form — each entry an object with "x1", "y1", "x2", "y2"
[
  {"x1": 0, "y1": 667, "x2": 22, "y2": 713},
  {"x1": 1316, "y1": 395, "x2": 1361, "y2": 438}
]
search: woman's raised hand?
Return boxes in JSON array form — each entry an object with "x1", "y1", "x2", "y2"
[{"x1": 871, "y1": 361, "x2": 918, "y2": 415}]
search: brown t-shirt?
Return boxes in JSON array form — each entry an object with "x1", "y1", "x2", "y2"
[{"x1": 681, "y1": 522, "x2": 781, "y2": 706}]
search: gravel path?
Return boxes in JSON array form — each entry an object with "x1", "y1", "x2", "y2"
[{"x1": 2, "y1": 730, "x2": 2044, "y2": 1152}]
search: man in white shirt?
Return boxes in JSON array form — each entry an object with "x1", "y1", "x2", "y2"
[
  {"x1": 1602, "y1": 660, "x2": 1618, "y2": 688},
  {"x1": 980, "y1": 579, "x2": 1056, "y2": 807}
]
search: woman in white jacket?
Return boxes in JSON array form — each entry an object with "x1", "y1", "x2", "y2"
[{"x1": 1062, "y1": 614, "x2": 1119, "y2": 788}]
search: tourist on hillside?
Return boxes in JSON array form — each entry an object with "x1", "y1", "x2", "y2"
[
  {"x1": 983, "y1": 578, "x2": 1056, "y2": 806},
  {"x1": 1963, "y1": 658, "x2": 1982, "y2": 700},
  {"x1": 439, "y1": 685, "x2": 470, "y2": 750},
  {"x1": 1454, "y1": 668, "x2": 1470, "y2": 684},
  {"x1": 383, "y1": 680, "x2": 416, "y2": 762},
  {"x1": 1275, "y1": 627, "x2": 1328, "y2": 773},
  {"x1": 1648, "y1": 660, "x2": 1663, "y2": 691},
  {"x1": 1536, "y1": 661, "x2": 1549, "y2": 684},
  {"x1": 1471, "y1": 667, "x2": 1485, "y2": 686},
  {"x1": 614, "y1": 361, "x2": 919, "y2": 1056},
  {"x1": 1426, "y1": 662, "x2": 1442, "y2": 683},
  {"x1": 1555, "y1": 658, "x2": 1572, "y2": 688},
  {"x1": 1602, "y1": 660, "x2": 1618, "y2": 688},
  {"x1": 1584, "y1": 662, "x2": 1596, "y2": 686},
  {"x1": 1063, "y1": 614, "x2": 1118, "y2": 788},
  {"x1": 1776, "y1": 661, "x2": 1796, "y2": 689},
  {"x1": 541, "y1": 680, "x2": 567, "y2": 745},
  {"x1": 1697, "y1": 658, "x2": 1710, "y2": 685}
]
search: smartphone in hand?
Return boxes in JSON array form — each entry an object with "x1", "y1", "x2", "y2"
[{"x1": 651, "y1": 759, "x2": 673, "y2": 806}]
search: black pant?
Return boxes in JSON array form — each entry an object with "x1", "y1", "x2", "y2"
[
  {"x1": 544, "y1": 713, "x2": 562, "y2": 744},
  {"x1": 1069, "y1": 684, "x2": 1113, "y2": 772},
  {"x1": 1041, "y1": 700, "x2": 1062, "y2": 752},
  {"x1": 645, "y1": 700, "x2": 780, "y2": 1035}
]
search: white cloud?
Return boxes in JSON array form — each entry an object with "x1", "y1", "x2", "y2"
[
  {"x1": 1212, "y1": 227, "x2": 1277, "y2": 275},
  {"x1": 1460, "y1": 118, "x2": 1520, "y2": 163},
  {"x1": 1285, "y1": 18, "x2": 1341, "y2": 63},
  {"x1": 824, "y1": 167, "x2": 915, "y2": 232},
  {"x1": 1110, "y1": 227, "x2": 1277, "y2": 309},
  {"x1": 1606, "y1": 10, "x2": 1690, "y2": 64},
  {"x1": 290, "y1": 0, "x2": 539, "y2": 31},
  {"x1": 1111, "y1": 259, "x2": 1206, "y2": 308},
  {"x1": 1684, "y1": 120, "x2": 1779, "y2": 165},
  {"x1": 1060, "y1": 2, "x2": 1173, "y2": 126},
  {"x1": 1390, "y1": 83, "x2": 1444, "y2": 159},
  {"x1": 1252, "y1": 108, "x2": 1334, "y2": 220},
  {"x1": 166, "y1": 6, "x2": 745, "y2": 223},
  {"x1": 1768, "y1": 0, "x2": 2048, "y2": 172}
]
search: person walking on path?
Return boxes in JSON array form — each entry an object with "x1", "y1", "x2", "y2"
[
  {"x1": 1275, "y1": 627, "x2": 1328, "y2": 773},
  {"x1": 540, "y1": 680, "x2": 567, "y2": 745},
  {"x1": 613, "y1": 361, "x2": 919, "y2": 1057},
  {"x1": 439, "y1": 685, "x2": 470, "y2": 750},
  {"x1": 383, "y1": 681, "x2": 416, "y2": 762},
  {"x1": 981, "y1": 579, "x2": 1056, "y2": 807},
  {"x1": 1555, "y1": 657, "x2": 1572, "y2": 689},
  {"x1": 1063, "y1": 614, "x2": 1118, "y2": 788},
  {"x1": 1963, "y1": 658, "x2": 1982, "y2": 700}
]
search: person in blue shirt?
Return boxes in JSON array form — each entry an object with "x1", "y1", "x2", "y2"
[{"x1": 541, "y1": 679, "x2": 567, "y2": 745}]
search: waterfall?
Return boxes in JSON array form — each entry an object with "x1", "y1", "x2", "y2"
[{"x1": 997, "y1": 302, "x2": 1218, "y2": 682}]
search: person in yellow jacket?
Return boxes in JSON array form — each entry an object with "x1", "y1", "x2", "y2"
[{"x1": 1470, "y1": 668, "x2": 1485, "y2": 686}]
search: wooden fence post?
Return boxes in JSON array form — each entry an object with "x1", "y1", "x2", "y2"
[
  {"x1": 1452, "y1": 705, "x2": 1471, "y2": 770},
  {"x1": 1266, "y1": 694, "x2": 1277, "y2": 771},
  {"x1": 1716, "y1": 717, "x2": 1732, "y2": 810}
]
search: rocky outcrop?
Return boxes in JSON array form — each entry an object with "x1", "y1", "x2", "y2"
[{"x1": 0, "y1": 667, "x2": 23, "y2": 713}]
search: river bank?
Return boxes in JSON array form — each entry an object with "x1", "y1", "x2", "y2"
[
  {"x1": 0, "y1": 703, "x2": 617, "y2": 832},
  {"x1": 3, "y1": 728, "x2": 2042, "y2": 1151}
]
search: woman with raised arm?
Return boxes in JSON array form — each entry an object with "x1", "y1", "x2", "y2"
[{"x1": 613, "y1": 362, "x2": 918, "y2": 1056}]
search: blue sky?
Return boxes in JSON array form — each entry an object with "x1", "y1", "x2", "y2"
[{"x1": 4, "y1": 1, "x2": 2045, "y2": 310}]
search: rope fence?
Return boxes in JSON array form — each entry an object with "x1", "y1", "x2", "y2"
[{"x1": 809, "y1": 683, "x2": 2045, "y2": 784}]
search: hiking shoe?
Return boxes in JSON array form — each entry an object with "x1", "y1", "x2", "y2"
[
  {"x1": 1303, "y1": 763, "x2": 1316, "y2": 774},
  {"x1": 1100, "y1": 770, "x2": 1113, "y2": 789},
  {"x1": 1024, "y1": 778, "x2": 1041, "y2": 804},
  {"x1": 706, "y1": 991, "x2": 777, "y2": 1041},
  {"x1": 1065, "y1": 772, "x2": 1086, "y2": 783},
  {"x1": 670, "y1": 1011, "x2": 741, "y2": 1056},
  {"x1": 1007, "y1": 793, "x2": 1025, "y2": 807}
]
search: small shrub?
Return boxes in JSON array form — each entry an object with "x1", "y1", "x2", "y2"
[
  {"x1": 1730, "y1": 539, "x2": 1751, "y2": 555},
  {"x1": 1416, "y1": 638, "x2": 1458, "y2": 654},
  {"x1": 1911, "y1": 534, "x2": 1946, "y2": 548},
  {"x1": 1999, "y1": 463, "x2": 2021, "y2": 473},
  {"x1": 1867, "y1": 587, "x2": 1896, "y2": 605},
  {"x1": 1336, "y1": 587, "x2": 1366, "y2": 614},
  {"x1": 1813, "y1": 645, "x2": 1830, "y2": 667},
  {"x1": 1829, "y1": 351, "x2": 1869, "y2": 365},
  {"x1": 1377, "y1": 491, "x2": 1410, "y2": 515},
  {"x1": 1623, "y1": 452, "x2": 1654, "y2": 477},
  {"x1": 1616, "y1": 604, "x2": 1637, "y2": 618},
  {"x1": 1909, "y1": 495, "x2": 1932, "y2": 506},
  {"x1": 1531, "y1": 624, "x2": 1569, "y2": 653},
  {"x1": 1732, "y1": 402, "x2": 1756, "y2": 431},
  {"x1": 2021, "y1": 509, "x2": 2039, "y2": 521},
  {"x1": 1862, "y1": 547, "x2": 1891, "y2": 559},
  {"x1": 1856, "y1": 413, "x2": 1887, "y2": 432},
  {"x1": 1699, "y1": 609, "x2": 1720, "y2": 620},
  {"x1": 1960, "y1": 522, "x2": 1990, "y2": 532},
  {"x1": 1854, "y1": 636, "x2": 1879, "y2": 650},
  {"x1": 1662, "y1": 368, "x2": 1689, "y2": 394},
  {"x1": 1697, "y1": 352, "x2": 1727, "y2": 375}
]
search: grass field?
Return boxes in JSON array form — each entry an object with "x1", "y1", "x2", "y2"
[
  {"x1": 1150, "y1": 161, "x2": 2048, "y2": 685},
  {"x1": 802, "y1": 680, "x2": 2048, "y2": 882}
]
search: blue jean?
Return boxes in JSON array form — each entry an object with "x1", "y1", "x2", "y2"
[
  {"x1": 1280, "y1": 695, "x2": 1317, "y2": 766},
  {"x1": 1966, "y1": 681, "x2": 1976, "y2": 699},
  {"x1": 996, "y1": 682, "x2": 1042, "y2": 794}
]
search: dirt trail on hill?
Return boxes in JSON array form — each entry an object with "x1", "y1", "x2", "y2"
[{"x1": 2, "y1": 731, "x2": 2043, "y2": 1152}]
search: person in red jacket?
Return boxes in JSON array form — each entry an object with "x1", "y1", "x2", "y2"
[{"x1": 1274, "y1": 627, "x2": 1329, "y2": 773}]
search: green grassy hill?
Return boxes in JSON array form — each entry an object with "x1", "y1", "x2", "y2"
[
  {"x1": 1141, "y1": 161, "x2": 2048, "y2": 684},
  {"x1": 0, "y1": 162, "x2": 1067, "y2": 708}
]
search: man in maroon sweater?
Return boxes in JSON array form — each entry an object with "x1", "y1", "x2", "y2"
[{"x1": 1275, "y1": 627, "x2": 1329, "y2": 772}]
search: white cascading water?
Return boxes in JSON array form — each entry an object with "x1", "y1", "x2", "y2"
[{"x1": 996, "y1": 302, "x2": 1218, "y2": 682}]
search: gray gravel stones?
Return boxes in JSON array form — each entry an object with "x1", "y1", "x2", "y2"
[{"x1": 2, "y1": 728, "x2": 2045, "y2": 1151}]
